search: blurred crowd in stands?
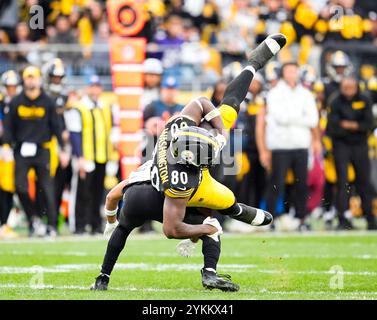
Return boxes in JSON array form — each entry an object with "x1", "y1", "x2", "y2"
[
  {"x1": 1, "y1": 0, "x2": 377, "y2": 84},
  {"x1": 0, "y1": 0, "x2": 377, "y2": 238}
]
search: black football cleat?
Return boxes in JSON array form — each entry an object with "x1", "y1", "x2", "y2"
[
  {"x1": 247, "y1": 33, "x2": 287, "y2": 72},
  {"x1": 367, "y1": 220, "x2": 377, "y2": 231},
  {"x1": 90, "y1": 273, "x2": 109, "y2": 291},
  {"x1": 201, "y1": 269, "x2": 239, "y2": 292},
  {"x1": 336, "y1": 220, "x2": 354, "y2": 231},
  {"x1": 231, "y1": 203, "x2": 273, "y2": 226}
]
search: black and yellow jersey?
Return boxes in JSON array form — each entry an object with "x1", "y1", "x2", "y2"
[
  {"x1": 127, "y1": 113, "x2": 236, "y2": 210},
  {"x1": 2, "y1": 90, "x2": 63, "y2": 148},
  {"x1": 0, "y1": 94, "x2": 5, "y2": 144},
  {"x1": 50, "y1": 93, "x2": 69, "y2": 132},
  {"x1": 150, "y1": 115, "x2": 202, "y2": 199}
]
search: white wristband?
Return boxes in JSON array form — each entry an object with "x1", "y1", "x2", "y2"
[
  {"x1": 105, "y1": 207, "x2": 118, "y2": 217},
  {"x1": 204, "y1": 108, "x2": 221, "y2": 122}
]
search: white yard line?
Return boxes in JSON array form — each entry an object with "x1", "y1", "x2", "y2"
[
  {"x1": 0, "y1": 263, "x2": 376, "y2": 276},
  {"x1": 0, "y1": 283, "x2": 377, "y2": 298},
  {"x1": 0, "y1": 263, "x2": 257, "y2": 274},
  {"x1": 0, "y1": 231, "x2": 376, "y2": 244},
  {"x1": 258, "y1": 270, "x2": 377, "y2": 276},
  {"x1": 2, "y1": 249, "x2": 377, "y2": 260}
]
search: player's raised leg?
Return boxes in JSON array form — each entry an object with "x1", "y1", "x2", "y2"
[
  {"x1": 219, "y1": 33, "x2": 287, "y2": 129},
  {"x1": 218, "y1": 202, "x2": 273, "y2": 226}
]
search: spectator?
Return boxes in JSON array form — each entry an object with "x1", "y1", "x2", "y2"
[
  {"x1": 237, "y1": 73, "x2": 267, "y2": 207},
  {"x1": 0, "y1": 70, "x2": 20, "y2": 239},
  {"x1": 323, "y1": 50, "x2": 354, "y2": 106},
  {"x1": 256, "y1": 0, "x2": 288, "y2": 44},
  {"x1": 41, "y1": 58, "x2": 71, "y2": 230},
  {"x1": 14, "y1": 22, "x2": 32, "y2": 63},
  {"x1": 2, "y1": 66, "x2": 68, "y2": 237},
  {"x1": 326, "y1": 76, "x2": 376, "y2": 230},
  {"x1": 0, "y1": 29, "x2": 11, "y2": 72},
  {"x1": 141, "y1": 58, "x2": 163, "y2": 108},
  {"x1": 319, "y1": 0, "x2": 373, "y2": 43},
  {"x1": 321, "y1": 50, "x2": 354, "y2": 225},
  {"x1": 143, "y1": 76, "x2": 184, "y2": 161},
  {"x1": 87, "y1": 0, "x2": 106, "y2": 33},
  {"x1": 49, "y1": 15, "x2": 80, "y2": 63},
  {"x1": 67, "y1": 75, "x2": 116, "y2": 234},
  {"x1": 153, "y1": 14, "x2": 185, "y2": 72},
  {"x1": 195, "y1": 0, "x2": 220, "y2": 35},
  {"x1": 210, "y1": 78, "x2": 227, "y2": 107},
  {"x1": 166, "y1": 0, "x2": 194, "y2": 24},
  {"x1": 217, "y1": 0, "x2": 257, "y2": 65},
  {"x1": 0, "y1": 0, "x2": 18, "y2": 43},
  {"x1": 90, "y1": 21, "x2": 110, "y2": 74},
  {"x1": 265, "y1": 62, "x2": 319, "y2": 231}
]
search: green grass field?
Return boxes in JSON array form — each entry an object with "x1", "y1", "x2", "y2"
[{"x1": 1, "y1": 232, "x2": 377, "y2": 300}]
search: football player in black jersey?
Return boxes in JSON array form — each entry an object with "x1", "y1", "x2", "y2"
[
  {"x1": 42, "y1": 58, "x2": 72, "y2": 221},
  {"x1": 91, "y1": 34, "x2": 287, "y2": 292},
  {"x1": 0, "y1": 70, "x2": 20, "y2": 239}
]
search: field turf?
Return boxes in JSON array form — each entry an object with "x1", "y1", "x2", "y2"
[{"x1": 1, "y1": 232, "x2": 377, "y2": 300}]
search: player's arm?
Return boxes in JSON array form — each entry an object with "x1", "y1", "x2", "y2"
[
  {"x1": 181, "y1": 97, "x2": 225, "y2": 132},
  {"x1": 163, "y1": 195, "x2": 220, "y2": 239},
  {"x1": 105, "y1": 179, "x2": 129, "y2": 223},
  {"x1": 103, "y1": 179, "x2": 129, "y2": 239},
  {"x1": 181, "y1": 97, "x2": 227, "y2": 149},
  {"x1": 255, "y1": 107, "x2": 271, "y2": 170}
]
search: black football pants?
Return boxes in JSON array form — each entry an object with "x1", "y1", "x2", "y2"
[
  {"x1": 14, "y1": 148, "x2": 57, "y2": 230},
  {"x1": 333, "y1": 140, "x2": 375, "y2": 224},
  {"x1": 0, "y1": 189, "x2": 13, "y2": 226},
  {"x1": 100, "y1": 182, "x2": 220, "y2": 276},
  {"x1": 75, "y1": 162, "x2": 106, "y2": 233},
  {"x1": 266, "y1": 149, "x2": 309, "y2": 219}
]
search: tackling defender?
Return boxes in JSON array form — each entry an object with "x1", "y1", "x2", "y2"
[{"x1": 91, "y1": 34, "x2": 287, "y2": 291}]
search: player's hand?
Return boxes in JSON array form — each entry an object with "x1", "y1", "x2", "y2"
[
  {"x1": 78, "y1": 157, "x2": 87, "y2": 179},
  {"x1": 312, "y1": 140, "x2": 322, "y2": 157},
  {"x1": 203, "y1": 217, "x2": 223, "y2": 242},
  {"x1": 145, "y1": 117, "x2": 165, "y2": 136},
  {"x1": 259, "y1": 149, "x2": 271, "y2": 170},
  {"x1": 104, "y1": 220, "x2": 119, "y2": 240},
  {"x1": 340, "y1": 120, "x2": 358, "y2": 131},
  {"x1": 59, "y1": 151, "x2": 70, "y2": 169},
  {"x1": 1, "y1": 145, "x2": 14, "y2": 162},
  {"x1": 215, "y1": 133, "x2": 227, "y2": 152}
]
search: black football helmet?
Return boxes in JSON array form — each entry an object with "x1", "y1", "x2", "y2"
[
  {"x1": 42, "y1": 58, "x2": 66, "y2": 94},
  {"x1": 169, "y1": 126, "x2": 220, "y2": 167}
]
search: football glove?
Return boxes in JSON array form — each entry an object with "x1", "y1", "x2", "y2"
[
  {"x1": 203, "y1": 217, "x2": 223, "y2": 242},
  {"x1": 104, "y1": 220, "x2": 119, "y2": 240},
  {"x1": 176, "y1": 239, "x2": 197, "y2": 257}
]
